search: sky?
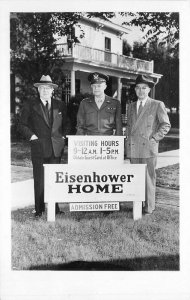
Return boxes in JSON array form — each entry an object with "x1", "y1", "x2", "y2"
[{"x1": 111, "y1": 13, "x2": 145, "y2": 45}]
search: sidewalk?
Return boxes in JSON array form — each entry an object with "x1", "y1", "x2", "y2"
[
  {"x1": 11, "y1": 178, "x2": 34, "y2": 210},
  {"x1": 157, "y1": 150, "x2": 179, "y2": 168}
]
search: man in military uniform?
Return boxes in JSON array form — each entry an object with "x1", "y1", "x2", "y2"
[{"x1": 76, "y1": 72, "x2": 122, "y2": 135}]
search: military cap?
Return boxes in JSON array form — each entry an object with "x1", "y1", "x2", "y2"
[
  {"x1": 88, "y1": 72, "x2": 109, "y2": 84},
  {"x1": 135, "y1": 75, "x2": 155, "y2": 88}
]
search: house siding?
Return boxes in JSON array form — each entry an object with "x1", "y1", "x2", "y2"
[{"x1": 75, "y1": 21, "x2": 123, "y2": 55}]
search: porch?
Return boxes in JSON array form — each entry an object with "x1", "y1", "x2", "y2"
[
  {"x1": 56, "y1": 43, "x2": 154, "y2": 74},
  {"x1": 55, "y1": 43, "x2": 161, "y2": 102}
]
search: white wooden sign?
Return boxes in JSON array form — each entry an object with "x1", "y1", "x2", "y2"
[
  {"x1": 67, "y1": 135, "x2": 125, "y2": 165},
  {"x1": 44, "y1": 164, "x2": 146, "y2": 221}
]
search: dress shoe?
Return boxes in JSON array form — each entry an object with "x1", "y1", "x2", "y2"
[
  {"x1": 142, "y1": 208, "x2": 152, "y2": 215},
  {"x1": 144, "y1": 211, "x2": 152, "y2": 215}
]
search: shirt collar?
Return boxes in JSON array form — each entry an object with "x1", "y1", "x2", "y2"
[
  {"x1": 137, "y1": 97, "x2": 148, "y2": 105},
  {"x1": 95, "y1": 95, "x2": 105, "y2": 102},
  {"x1": 40, "y1": 98, "x2": 51, "y2": 106}
]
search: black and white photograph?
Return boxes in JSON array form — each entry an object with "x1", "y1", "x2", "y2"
[{"x1": 0, "y1": 1, "x2": 189, "y2": 299}]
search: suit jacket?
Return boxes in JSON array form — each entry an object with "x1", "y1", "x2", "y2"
[
  {"x1": 125, "y1": 97, "x2": 171, "y2": 158},
  {"x1": 76, "y1": 95, "x2": 122, "y2": 135},
  {"x1": 18, "y1": 98, "x2": 70, "y2": 158}
]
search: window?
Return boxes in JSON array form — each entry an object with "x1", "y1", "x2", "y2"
[
  {"x1": 105, "y1": 37, "x2": 111, "y2": 62},
  {"x1": 105, "y1": 37, "x2": 111, "y2": 51}
]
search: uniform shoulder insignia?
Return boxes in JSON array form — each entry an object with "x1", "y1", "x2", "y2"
[{"x1": 110, "y1": 97, "x2": 119, "y2": 102}]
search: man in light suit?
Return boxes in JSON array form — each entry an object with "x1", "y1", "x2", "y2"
[
  {"x1": 76, "y1": 72, "x2": 122, "y2": 136},
  {"x1": 18, "y1": 75, "x2": 70, "y2": 218},
  {"x1": 125, "y1": 75, "x2": 171, "y2": 214}
]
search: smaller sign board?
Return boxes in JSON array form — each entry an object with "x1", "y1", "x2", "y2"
[
  {"x1": 70, "y1": 202, "x2": 120, "y2": 212},
  {"x1": 67, "y1": 135, "x2": 125, "y2": 165}
]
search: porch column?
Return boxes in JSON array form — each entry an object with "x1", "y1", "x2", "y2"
[
  {"x1": 70, "y1": 70, "x2": 75, "y2": 97},
  {"x1": 117, "y1": 77, "x2": 122, "y2": 102}
]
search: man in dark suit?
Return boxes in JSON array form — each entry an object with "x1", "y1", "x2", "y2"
[
  {"x1": 125, "y1": 75, "x2": 171, "y2": 214},
  {"x1": 18, "y1": 75, "x2": 70, "y2": 218},
  {"x1": 76, "y1": 72, "x2": 122, "y2": 136}
]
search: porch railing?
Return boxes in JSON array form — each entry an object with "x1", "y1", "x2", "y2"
[{"x1": 56, "y1": 43, "x2": 154, "y2": 73}]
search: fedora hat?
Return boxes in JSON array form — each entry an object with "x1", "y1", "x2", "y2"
[
  {"x1": 34, "y1": 75, "x2": 58, "y2": 89},
  {"x1": 135, "y1": 75, "x2": 155, "y2": 88}
]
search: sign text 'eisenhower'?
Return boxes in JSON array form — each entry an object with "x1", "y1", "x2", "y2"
[{"x1": 55, "y1": 171, "x2": 134, "y2": 194}]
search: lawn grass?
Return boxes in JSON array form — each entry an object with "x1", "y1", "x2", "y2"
[
  {"x1": 11, "y1": 141, "x2": 32, "y2": 167},
  {"x1": 11, "y1": 139, "x2": 179, "y2": 271},
  {"x1": 12, "y1": 205, "x2": 179, "y2": 271},
  {"x1": 11, "y1": 141, "x2": 67, "y2": 167},
  {"x1": 159, "y1": 136, "x2": 179, "y2": 153},
  {"x1": 156, "y1": 164, "x2": 179, "y2": 189}
]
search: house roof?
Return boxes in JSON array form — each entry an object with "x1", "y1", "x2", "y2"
[{"x1": 81, "y1": 16, "x2": 131, "y2": 35}]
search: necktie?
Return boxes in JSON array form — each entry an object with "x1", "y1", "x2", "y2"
[
  {"x1": 138, "y1": 101, "x2": 143, "y2": 117},
  {"x1": 96, "y1": 98, "x2": 103, "y2": 109},
  {"x1": 45, "y1": 101, "x2": 50, "y2": 121}
]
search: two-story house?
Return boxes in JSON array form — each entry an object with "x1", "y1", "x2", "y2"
[
  {"x1": 55, "y1": 16, "x2": 162, "y2": 114},
  {"x1": 11, "y1": 15, "x2": 163, "y2": 134}
]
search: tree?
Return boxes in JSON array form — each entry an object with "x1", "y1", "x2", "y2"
[
  {"x1": 10, "y1": 12, "x2": 116, "y2": 104},
  {"x1": 129, "y1": 40, "x2": 179, "y2": 110},
  {"x1": 11, "y1": 12, "x2": 179, "y2": 109},
  {"x1": 120, "y1": 12, "x2": 179, "y2": 54},
  {"x1": 121, "y1": 12, "x2": 179, "y2": 113},
  {"x1": 11, "y1": 13, "x2": 82, "y2": 102}
]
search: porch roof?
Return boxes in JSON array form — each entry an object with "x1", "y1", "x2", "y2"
[{"x1": 56, "y1": 43, "x2": 162, "y2": 81}]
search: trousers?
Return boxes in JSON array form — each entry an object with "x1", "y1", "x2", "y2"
[
  {"x1": 32, "y1": 154, "x2": 61, "y2": 214},
  {"x1": 130, "y1": 157, "x2": 157, "y2": 213}
]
